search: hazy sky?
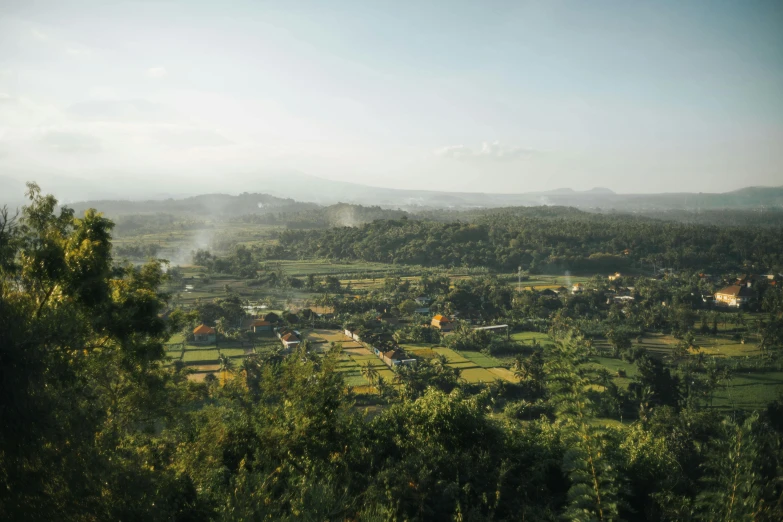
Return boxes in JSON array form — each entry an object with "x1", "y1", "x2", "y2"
[{"x1": 1, "y1": 0, "x2": 782, "y2": 194}]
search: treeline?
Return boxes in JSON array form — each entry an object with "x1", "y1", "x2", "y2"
[
  {"x1": 264, "y1": 214, "x2": 783, "y2": 272},
  {"x1": 233, "y1": 202, "x2": 410, "y2": 229}
]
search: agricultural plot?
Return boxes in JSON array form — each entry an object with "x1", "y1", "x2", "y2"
[
  {"x1": 488, "y1": 367, "x2": 519, "y2": 383},
  {"x1": 510, "y1": 332, "x2": 553, "y2": 345},
  {"x1": 305, "y1": 329, "x2": 348, "y2": 344},
  {"x1": 713, "y1": 371, "x2": 783, "y2": 411},
  {"x1": 584, "y1": 357, "x2": 639, "y2": 389},
  {"x1": 182, "y1": 349, "x2": 221, "y2": 364},
  {"x1": 263, "y1": 259, "x2": 399, "y2": 276},
  {"x1": 458, "y1": 351, "x2": 503, "y2": 368},
  {"x1": 432, "y1": 347, "x2": 470, "y2": 363},
  {"x1": 219, "y1": 348, "x2": 248, "y2": 358},
  {"x1": 461, "y1": 367, "x2": 503, "y2": 384},
  {"x1": 694, "y1": 336, "x2": 762, "y2": 357},
  {"x1": 449, "y1": 361, "x2": 480, "y2": 369}
]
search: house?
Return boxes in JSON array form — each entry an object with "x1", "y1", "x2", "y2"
[
  {"x1": 193, "y1": 324, "x2": 216, "y2": 344},
  {"x1": 276, "y1": 328, "x2": 302, "y2": 349},
  {"x1": 263, "y1": 312, "x2": 281, "y2": 324},
  {"x1": 608, "y1": 272, "x2": 622, "y2": 282},
  {"x1": 714, "y1": 285, "x2": 754, "y2": 308},
  {"x1": 380, "y1": 348, "x2": 416, "y2": 367},
  {"x1": 431, "y1": 314, "x2": 454, "y2": 332},
  {"x1": 415, "y1": 296, "x2": 432, "y2": 305},
  {"x1": 249, "y1": 319, "x2": 271, "y2": 333},
  {"x1": 571, "y1": 283, "x2": 584, "y2": 294},
  {"x1": 414, "y1": 307, "x2": 431, "y2": 315},
  {"x1": 280, "y1": 332, "x2": 301, "y2": 349}
]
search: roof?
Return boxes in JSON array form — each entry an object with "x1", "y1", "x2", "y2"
[
  {"x1": 251, "y1": 319, "x2": 270, "y2": 327},
  {"x1": 193, "y1": 324, "x2": 215, "y2": 335},
  {"x1": 281, "y1": 333, "x2": 300, "y2": 342},
  {"x1": 716, "y1": 285, "x2": 753, "y2": 297},
  {"x1": 382, "y1": 349, "x2": 405, "y2": 360},
  {"x1": 432, "y1": 314, "x2": 450, "y2": 322}
]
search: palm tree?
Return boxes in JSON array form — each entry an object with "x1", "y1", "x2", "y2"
[
  {"x1": 218, "y1": 353, "x2": 234, "y2": 385},
  {"x1": 241, "y1": 354, "x2": 262, "y2": 394},
  {"x1": 361, "y1": 362, "x2": 379, "y2": 390}
]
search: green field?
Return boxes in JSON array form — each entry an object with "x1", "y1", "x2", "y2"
[
  {"x1": 182, "y1": 349, "x2": 221, "y2": 364},
  {"x1": 510, "y1": 331, "x2": 553, "y2": 344},
  {"x1": 461, "y1": 367, "x2": 504, "y2": 384},
  {"x1": 713, "y1": 371, "x2": 783, "y2": 410},
  {"x1": 458, "y1": 350, "x2": 503, "y2": 368},
  {"x1": 219, "y1": 348, "x2": 247, "y2": 358}
]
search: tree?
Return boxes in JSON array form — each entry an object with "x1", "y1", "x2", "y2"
[
  {"x1": 219, "y1": 353, "x2": 234, "y2": 385},
  {"x1": 696, "y1": 414, "x2": 765, "y2": 521},
  {"x1": 546, "y1": 331, "x2": 624, "y2": 521},
  {"x1": 0, "y1": 184, "x2": 195, "y2": 520},
  {"x1": 361, "y1": 362, "x2": 379, "y2": 391}
]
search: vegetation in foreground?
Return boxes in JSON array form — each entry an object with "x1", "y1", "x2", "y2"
[{"x1": 2, "y1": 185, "x2": 783, "y2": 521}]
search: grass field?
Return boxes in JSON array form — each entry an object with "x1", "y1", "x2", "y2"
[
  {"x1": 461, "y1": 367, "x2": 503, "y2": 384},
  {"x1": 510, "y1": 332, "x2": 554, "y2": 344},
  {"x1": 182, "y1": 349, "x2": 221, "y2": 364},
  {"x1": 458, "y1": 351, "x2": 503, "y2": 368},
  {"x1": 713, "y1": 371, "x2": 783, "y2": 410},
  {"x1": 219, "y1": 348, "x2": 248, "y2": 358}
]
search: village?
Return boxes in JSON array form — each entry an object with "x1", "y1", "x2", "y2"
[{"x1": 164, "y1": 264, "x2": 782, "y2": 404}]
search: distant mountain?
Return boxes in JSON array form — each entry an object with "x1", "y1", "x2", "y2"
[{"x1": 2, "y1": 168, "x2": 781, "y2": 212}]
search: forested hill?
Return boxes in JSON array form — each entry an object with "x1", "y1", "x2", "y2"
[
  {"x1": 65, "y1": 192, "x2": 318, "y2": 217},
  {"x1": 265, "y1": 214, "x2": 783, "y2": 273}
]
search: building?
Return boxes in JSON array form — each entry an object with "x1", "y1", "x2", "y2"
[
  {"x1": 263, "y1": 312, "x2": 281, "y2": 324},
  {"x1": 608, "y1": 272, "x2": 622, "y2": 281},
  {"x1": 193, "y1": 324, "x2": 216, "y2": 344},
  {"x1": 250, "y1": 319, "x2": 271, "y2": 333},
  {"x1": 714, "y1": 285, "x2": 754, "y2": 307},
  {"x1": 276, "y1": 328, "x2": 302, "y2": 349},
  {"x1": 431, "y1": 314, "x2": 454, "y2": 332},
  {"x1": 571, "y1": 283, "x2": 584, "y2": 294},
  {"x1": 415, "y1": 296, "x2": 432, "y2": 305},
  {"x1": 280, "y1": 332, "x2": 300, "y2": 349}
]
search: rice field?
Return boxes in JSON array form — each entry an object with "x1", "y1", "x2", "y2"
[
  {"x1": 182, "y1": 349, "x2": 221, "y2": 364},
  {"x1": 460, "y1": 367, "x2": 504, "y2": 384}
]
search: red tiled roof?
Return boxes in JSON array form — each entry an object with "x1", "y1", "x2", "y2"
[
  {"x1": 432, "y1": 314, "x2": 450, "y2": 322},
  {"x1": 281, "y1": 333, "x2": 299, "y2": 342},
  {"x1": 193, "y1": 324, "x2": 215, "y2": 335}
]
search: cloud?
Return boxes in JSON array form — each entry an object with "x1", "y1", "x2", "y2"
[
  {"x1": 147, "y1": 67, "x2": 167, "y2": 78},
  {"x1": 30, "y1": 29, "x2": 48, "y2": 42},
  {"x1": 151, "y1": 126, "x2": 232, "y2": 149},
  {"x1": 66, "y1": 99, "x2": 180, "y2": 122},
  {"x1": 434, "y1": 141, "x2": 536, "y2": 161},
  {"x1": 40, "y1": 131, "x2": 102, "y2": 153}
]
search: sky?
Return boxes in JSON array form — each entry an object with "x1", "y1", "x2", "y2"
[{"x1": 0, "y1": 0, "x2": 782, "y2": 196}]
